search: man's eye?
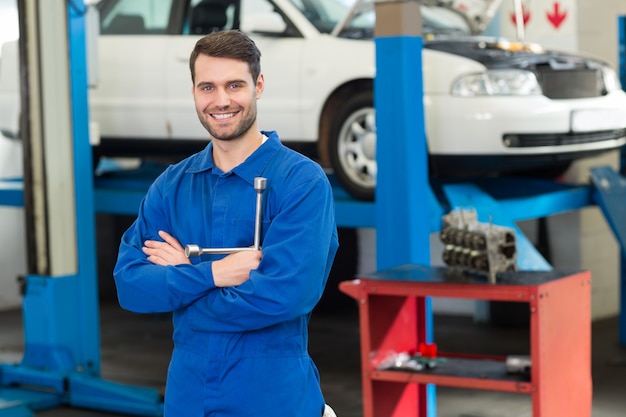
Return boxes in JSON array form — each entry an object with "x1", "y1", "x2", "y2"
[
  {"x1": 229, "y1": 83, "x2": 242, "y2": 89},
  {"x1": 202, "y1": 85, "x2": 213, "y2": 91}
]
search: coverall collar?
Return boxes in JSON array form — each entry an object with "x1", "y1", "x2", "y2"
[{"x1": 185, "y1": 130, "x2": 281, "y2": 186}]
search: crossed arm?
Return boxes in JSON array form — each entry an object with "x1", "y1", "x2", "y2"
[{"x1": 143, "y1": 230, "x2": 262, "y2": 288}]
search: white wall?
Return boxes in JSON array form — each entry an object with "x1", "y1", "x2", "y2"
[
  {"x1": 0, "y1": 133, "x2": 26, "y2": 311},
  {"x1": 0, "y1": 0, "x2": 18, "y2": 53},
  {"x1": 500, "y1": 0, "x2": 579, "y2": 51},
  {"x1": 577, "y1": 0, "x2": 626, "y2": 70},
  {"x1": 0, "y1": 0, "x2": 24, "y2": 311}
]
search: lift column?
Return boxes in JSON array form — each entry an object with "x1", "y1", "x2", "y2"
[
  {"x1": 372, "y1": 0, "x2": 434, "y2": 416},
  {"x1": 0, "y1": 1, "x2": 162, "y2": 415},
  {"x1": 17, "y1": 0, "x2": 98, "y2": 374}
]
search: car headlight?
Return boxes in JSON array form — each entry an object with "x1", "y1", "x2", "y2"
[
  {"x1": 601, "y1": 66, "x2": 621, "y2": 92},
  {"x1": 452, "y1": 69, "x2": 542, "y2": 97}
]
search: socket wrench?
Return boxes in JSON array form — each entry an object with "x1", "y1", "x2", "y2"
[{"x1": 185, "y1": 177, "x2": 266, "y2": 258}]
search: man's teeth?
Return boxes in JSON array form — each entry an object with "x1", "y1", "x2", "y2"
[{"x1": 213, "y1": 113, "x2": 235, "y2": 120}]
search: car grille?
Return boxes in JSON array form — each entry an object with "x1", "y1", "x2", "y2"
[
  {"x1": 532, "y1": 65, "x2": 604, "y2": 99},
  {"x1": 503, "y1": 129, "x2": 626, "y2": 147}
]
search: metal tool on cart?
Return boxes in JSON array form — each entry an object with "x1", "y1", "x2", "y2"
[
  {"x1": 185, "y1": 177, "x2": 267, "y2": 257},
  {"x1": 440, "y1": 208, "x2": 517, "y2": 283}
]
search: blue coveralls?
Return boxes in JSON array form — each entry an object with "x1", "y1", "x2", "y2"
[{"x1": 113, "y1": 131, "x2": 339, "y2": 417}]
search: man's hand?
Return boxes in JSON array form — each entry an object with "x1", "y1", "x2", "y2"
[
  {"x1": 144, "y1": 230, "x2": 261, "y2": 287},
  {"x1": 143, "y1": 230, "x2": 191, "y2": 266},
  {"x1": 212, "y1": 250, "x2": 262, "y2": 287}
]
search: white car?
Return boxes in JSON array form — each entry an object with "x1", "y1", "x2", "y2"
[{"x1": 1, "y1": 0, "x2": 625, "y2": 200}]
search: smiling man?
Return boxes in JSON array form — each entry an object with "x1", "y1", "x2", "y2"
[{"x1": 113, "y1": 30, "x2": 339, "y2": 417}]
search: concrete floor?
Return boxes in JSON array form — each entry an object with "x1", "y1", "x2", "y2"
[{"x1": 1, "y1": 297, "x2": 626, "y2": 417}]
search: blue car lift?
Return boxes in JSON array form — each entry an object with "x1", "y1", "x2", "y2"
[
  {"x1": 617, "y1": 15, "x2": 626, "y2": 171},
  {"x1": 0, "y1": 1, "x2": 162, "y2": 416},
  {"x1": 0, "y1": 2, "x2": 625, "y2": 417},
  {"x1": 617, "y1": 16, "x2": 626, "y2": 104}
]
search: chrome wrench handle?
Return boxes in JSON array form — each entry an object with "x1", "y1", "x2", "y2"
[
  {"x1": 185, "y1": 177, "x2": 267, "y2": 258},
  {"x1": 253, "y1": 177, "x2": 267, "y2": 250},
  {"x1": 184, "y1": 245, "x2": 257, "y2": 257}
]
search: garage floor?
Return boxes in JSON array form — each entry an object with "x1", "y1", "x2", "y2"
[{"x1": 1, "y1": 298, "x2": 626, "y2": 417}]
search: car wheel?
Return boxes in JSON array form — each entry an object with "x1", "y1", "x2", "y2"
[{"x1": 328, "y1": 91, "x2": 376, "y2": 201}]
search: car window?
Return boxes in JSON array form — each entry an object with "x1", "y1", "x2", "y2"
[
  {"x1": 99, "y1": 0, "x2": 174, "y2": 35},
  {"x1": 289, "y1": 0, "x2": 348, "y2": 33},
  {"x1": 183, "y1": 0, "x2": 287, "y2": 36},
  {"x1": 185, "y1": 0, "x2": 239, "y2": 34}
]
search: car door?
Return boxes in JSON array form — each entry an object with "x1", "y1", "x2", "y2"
[
  {"x1": 92, "y1": 0, "x2": 173, "y2": 141},
  {"x1": 165, "y1": 0, "x2": 305, "y2": 142}
]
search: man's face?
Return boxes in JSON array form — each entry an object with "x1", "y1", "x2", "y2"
[{"x1": 192, "y1": 54, "x2": 264, "y2": 141}]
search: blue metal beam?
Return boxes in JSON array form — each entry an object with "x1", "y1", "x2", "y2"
[
  {"x1": 0, "y1": 180, "x2": 23, "y2": 207},
  {"x1": 589, "y1": 166, "x2": 626, "y2": 345},
  {"x1": 0, "y1": 172, "x2": 607, "y2": 229}
]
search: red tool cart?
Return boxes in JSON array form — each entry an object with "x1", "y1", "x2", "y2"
[{"x1": 339, "y1": 264, "x2": 592, "y2": 417}]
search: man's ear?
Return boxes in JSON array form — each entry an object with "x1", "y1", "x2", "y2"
[{"x1": 256, "y1": 73, "x2": 265, "y2": 99}]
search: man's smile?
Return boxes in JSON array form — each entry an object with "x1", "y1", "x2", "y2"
[{"x1": 211, "y1": 112, "x2": 238, "y2": 120}]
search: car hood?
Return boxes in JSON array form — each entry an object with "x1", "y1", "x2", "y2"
[
  {"x1": 424, "y1": 37, "x2": 609, "y2": 70},
  {"x1": 421, "y1": 0, "x2": 502, "y2": 35}
]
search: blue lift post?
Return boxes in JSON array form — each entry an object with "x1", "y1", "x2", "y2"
[
  {"x1": 618, "y1": 16, "x2": 626, "y2": 346},
  {"x1": 590, "y1": 167, "x2": 626, "y2": 345},
  {"x1": 617, "y1": 16, "x2": 626, "y2": 98},
  {"x1": 0, "y1": 1, "x2": 162, "y2": 416},
  {"x1": 617, "y1": 16, "x2": 626, "y2": 172},
  {"x1": 372, "y1": 1, "x2": 435, "y2": 415}
]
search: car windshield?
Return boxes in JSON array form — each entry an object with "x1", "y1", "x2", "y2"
[{"x1": 287, "y1": 0, "x2": 472, "y2": 39}]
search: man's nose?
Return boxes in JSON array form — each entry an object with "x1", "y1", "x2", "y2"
[{"x1": 214, "y1": 87, "x2": 230, "y2": 106}]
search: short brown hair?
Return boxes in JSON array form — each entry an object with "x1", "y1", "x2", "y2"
[{"x1": 189, "y1": 30, "x2": 261, "y2": 83}]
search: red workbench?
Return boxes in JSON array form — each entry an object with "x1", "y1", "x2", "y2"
[{"x1": 339, "y1": 264, "x2": 592, "y2": 417}]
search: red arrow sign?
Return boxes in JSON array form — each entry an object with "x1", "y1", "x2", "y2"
[
  {"x1": 547, "y1": 2, "x2": 567, "y2": 29},
  {"x1": 510, "y1": 4, "x2": 531, "y2": 27}
]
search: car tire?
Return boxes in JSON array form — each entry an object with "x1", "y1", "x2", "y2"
[{"x1": 328, "y1": 91, "x2": 376, "y2": 201}]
